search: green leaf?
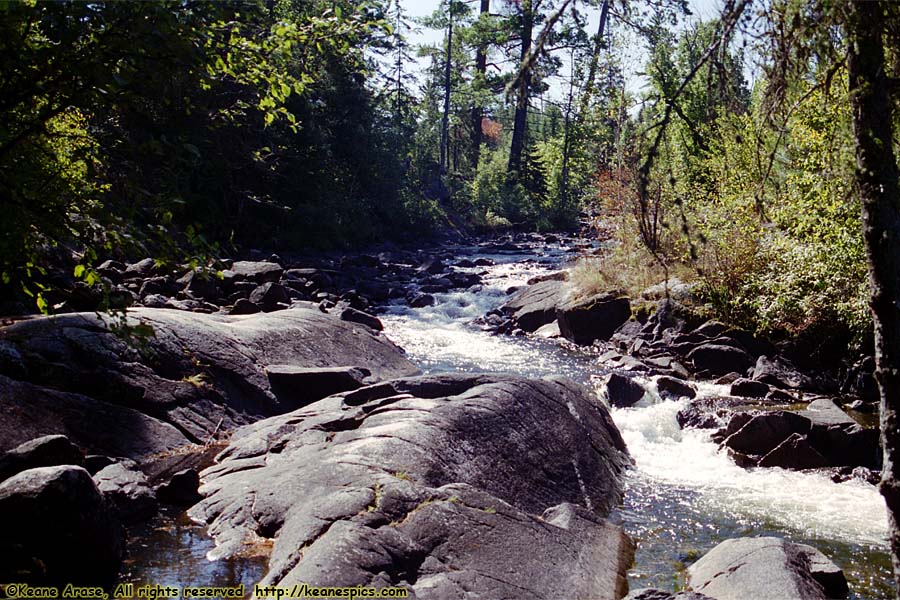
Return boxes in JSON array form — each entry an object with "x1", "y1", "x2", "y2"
[{"x1": 74, "y1": 264, "x2": 86, "y2": 278}]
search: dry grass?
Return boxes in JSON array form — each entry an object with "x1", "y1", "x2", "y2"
[{"x1": 568, "y1": 229, "x2": 695, "y2": 302}]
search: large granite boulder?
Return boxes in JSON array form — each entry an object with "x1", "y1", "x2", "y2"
[
  {"x1": 500, "y1": 279, "x2": 565, "y2": 332},
  {"x1": 687, "y1": 344, "x2": 754, "y2": 377},
  {"x1": 719, "y1": 400, "x2": 880, "y2": 470},
  {"x1": 0, "y1": 307, "x2": 418, "y2": 458},
  {"x1": 556, "y1": 292, "x2": 631, "y2": 345},
  {"x1": 0, "y1": 465, "x2": 125, "y2": 587},
  {"x1": 687, "y1": 537, "x2": 848, "y2": 599},
  {"x1": 190, "y1": 374, "x2": 634, "y2": 598}
]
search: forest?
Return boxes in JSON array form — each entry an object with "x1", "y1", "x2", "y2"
[
  {"x1": 1, "y1": 0, "x2": 890, "y2": 352},
  {"x1": 3, "y1": 0, "x2": 900, "y2": 597}
]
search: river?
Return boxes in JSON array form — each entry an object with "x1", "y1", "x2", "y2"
[
  {"x1": 379, "y1": 240, "x2": 893, "y2": 598},
  {"x1": 121, "y1": 239, "x2": 893, "y2": 598}
]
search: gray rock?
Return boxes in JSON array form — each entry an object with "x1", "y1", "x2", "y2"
[
  {"x1": 692, "y1": 320, "x2": 730, "y2": 339},
  {"x1": 500, "y1": 279, "x2": 564, "y2": 332},
  {"x1": 0, "y1": 434, "x2": 84, "y2": 483},
  {"x1": 340, "y1": 307, "x2": 383, "y2": 331},
  {"x1": 722, "y1": 411, "x2": 811, "y2": 457},
  {"x1": 757, "y1": 433, "x2": 829, "y2": 470},
  {"x1": 527, "y1": 270, "x2": 569, "y2": 285},
  {"x1": 155, "y1": 468, "x2": 201, "y2": 506},
  {"x1": 227, "y1": 261, "x2": 284, "y2": 284},
  {"x1": 409, "y1": 293, "x2": 435, "y2": 308},
  {"x1": 124, "y1": 258, "x2": 157, "y2": 277},
  {"x1": 687, "y1": 344, "x2": 754, "y2": 376},
  {"x1": 93, "y1": 462, "x2": 158, "y2": 523},
  {"x1": 752, "y1": 355, "x2": 814, "y2": 390},
  {"x1": 802, "y1": 399, "x2": 880, "y2": 469},
  {"x1": 625, "y1": 589, "x2": 714, "y2": 600},
  {"x1": 418, "y1": 258, "x2": 446, "y2": 275},
  {"x1": 556, "y1": 292, "x2": 631, "y2": 345},
  {"x1": 730, "y1": 377, "x2": 771, "y2": 398},
  {"x1": 795, "y1": 542, "x2": 850, "y2": 598},
  {"x1": 181, "y1": 271, "x2": 222, "y2": 302},
  {"x1": 84, "y1": 455, "x2": 116, "y2": 475},
  {"x1": 678, "y1": 397, "x2": 747, "y2": 430},
  {"x1": 266, "y1": 365, "x2": 371, "y2": 408},
  {"x1": 139, "y1": 276, "x2": 179, "y2": 299},
  {"x1": 141, "y1": 293, "x2": 169, "y2": 308},
  {"x1": 687, "y1": 537, "x2": 846, "y2": 600},
  {"x1": 534, "y1": 321, "x2": 561, "y2": 338},
  {"x1": 250, "y1": 282, "x2": 290, "y2": 312},
  {"x1": 229, "y1": 297, "x2": 260, "y2": 315},
  {"x1": 0, "y1": 307, "x2": 418, "y2": 458},
  {"x1": 640, "y1": 278, "x2": 697, "y2": 303},
  {"x1": 0, "y1": 465, "x2": 125, "y2": 587},
  {"x1": 606, "y1": 373, "x2": 647, "y2": 408},
  {"x1": 189, "y1": 374, "x2": 632, "y2": 597},
  {"x1": 657, "y1": 376, "x2": 696, "y2": 400}
]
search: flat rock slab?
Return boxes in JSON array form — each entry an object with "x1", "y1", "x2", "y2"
[
  {"x1": 190, "y1": 374, "x2": 633, "y2": 597},
  {"x1": 687, "y1": 537, "x2": 847, "y2": 600},
  {"x1": 0, "y1": 307, "x2": 418, "y2": 458}
]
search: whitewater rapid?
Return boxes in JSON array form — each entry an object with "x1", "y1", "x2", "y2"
[{"x1": 380, "y1": 245, "x2": 890, "y2": 596}]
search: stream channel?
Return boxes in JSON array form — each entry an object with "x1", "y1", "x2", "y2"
[{"x1": 123, "y1": 239, "x2": 893, "y2": 598}]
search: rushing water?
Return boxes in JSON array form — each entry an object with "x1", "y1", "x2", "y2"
[
  {"x1": 124, "y1": 239, "x2": 892, "y2": 597},
  {"x1": 380, "y1": 241, "x2": 893, "y2": 598}
]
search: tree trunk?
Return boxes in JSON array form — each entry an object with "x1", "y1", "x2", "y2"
[
  {"x1": 440, "y1": 0, "x2": 453, "y2": 172},
  {"x1": 577, "y1": 0, "x2": 609, "y2": 119},
  {"x1": 470, "y1": 0, "x2": 489, "y2": 172},
  {"x1": 560, "y1": 47, "x2": 577, "y2": 217},
  {"x1": 508, "y1": 0, "x2": 533, "y2": 176},
  {"x1": 846, "y1": 1, "x2": 900, "y2": 592}
]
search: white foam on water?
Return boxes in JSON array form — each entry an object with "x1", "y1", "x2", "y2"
[
  {"x1": 382, "y1": 250, "x2": 890, "y2": 552},
  {"x1": 613, "y1": 398, "x2": 889, "y2": 547}
]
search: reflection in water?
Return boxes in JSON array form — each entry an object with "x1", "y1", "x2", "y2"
[{"x1": 121, "y1": 507, "x2": 267, "y2": 597}]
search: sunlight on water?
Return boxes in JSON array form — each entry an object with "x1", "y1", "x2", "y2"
[
  {"x1": 613, "y1": 398, "x2": 888, "y2": 547},
  {"x1": 380, "y1": 244, "x2": 893, "y2": 598}
]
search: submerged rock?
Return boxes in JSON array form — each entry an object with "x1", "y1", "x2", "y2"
[{"x1": 190, "y1": 374, "x2": 633, "y2": 597}]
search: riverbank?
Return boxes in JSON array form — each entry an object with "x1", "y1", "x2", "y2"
[{"x1": 0, "y1": 233, "x2": 891, "y2": 598}]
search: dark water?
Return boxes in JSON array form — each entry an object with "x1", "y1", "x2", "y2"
[{"x1": 120, "y1": 507, "x2": 267, "y2": 597}]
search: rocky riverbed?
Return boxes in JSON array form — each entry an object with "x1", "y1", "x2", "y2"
[{"x1": 0, "y1": 232, "x2": 891, "y2": 598}]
